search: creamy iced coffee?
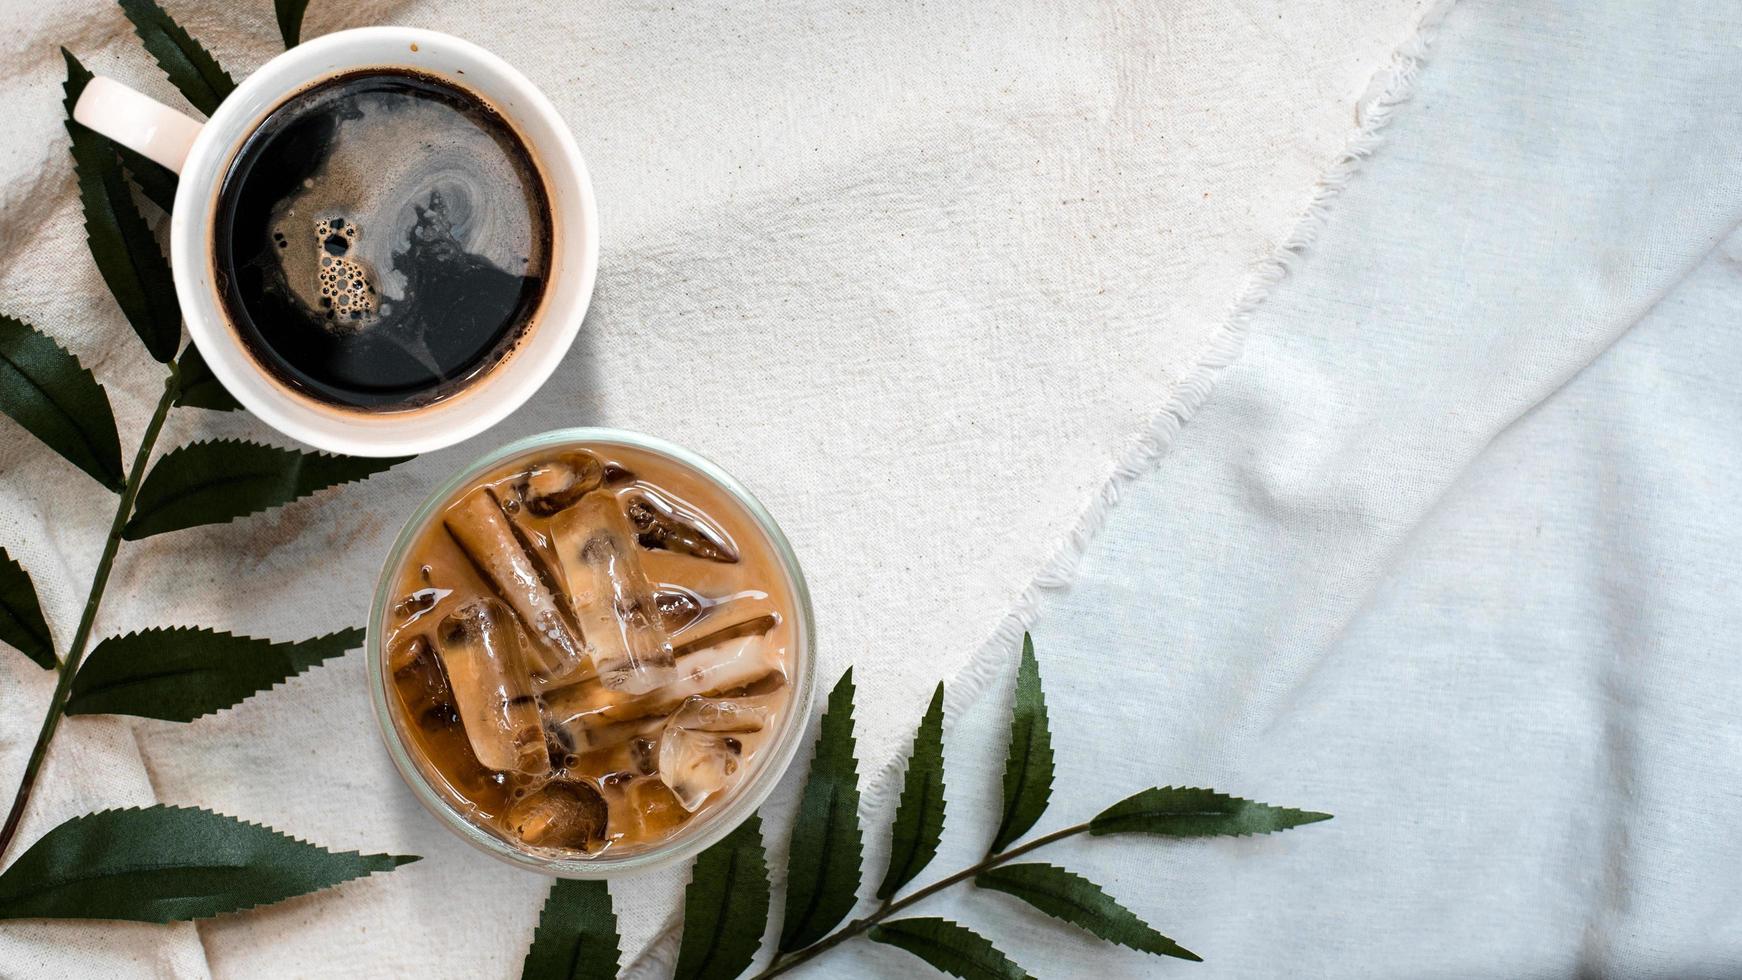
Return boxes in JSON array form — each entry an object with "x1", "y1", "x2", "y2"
[{"x1": 381, "y1": 441, "x2": 798, "y2": 857}]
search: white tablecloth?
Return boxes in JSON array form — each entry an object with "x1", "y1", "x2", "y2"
[
  {"x1": 841, "y1": 1, "x2": 1742, "y2": 977},
  {"x1": 0, "y1": 0, "x2": 1430, "y2": 975}
]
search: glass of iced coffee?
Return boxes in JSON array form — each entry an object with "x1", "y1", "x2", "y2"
[{"x1": 367, "y1": 429, "x2": 813, "y2": 875}]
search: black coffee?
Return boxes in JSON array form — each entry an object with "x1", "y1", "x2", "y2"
[{"x1": 214, "y1": 69, "x2": 551, "y2": 410}]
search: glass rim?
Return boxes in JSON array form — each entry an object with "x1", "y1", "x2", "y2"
[{"x1": 366, "y1": 426, "x2": 816, "y2": 878}]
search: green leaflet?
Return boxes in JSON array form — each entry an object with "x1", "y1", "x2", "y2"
[
  {"x1": 0, "y1": 546, "x2": 55, "y2": 669},
  {"x1": 123, "y1": 439, "x2": 409, "y2": 540},
  {"x1": 975, "y1": 863, "x2": 1199, "y2": 961},
  {"x1": 121, "y1": 151, "x2": 179, "y2": 214},
  {"x1": 65, "y1": 626, "x2": 363, "y2": 721},
  {"x1": 779, "y1": 668, "x2": 864, "y2": 952},
  {"x1": 987, "y1": 634, "x2": 1052, "y2": 855},
  {"x1": 1089, "y1": 786, "x2": 1333, "y2": 839},
  {"x1": 275, "y1": 0, "x2": 312, "y2": 48},
  {"x1": 62, "y1": 49, "x2": 182, "y2": 363},
  {"x1": 675, "y1": 812, "x2": 768, "y2": 980},
  {"x1": 0, "y1": 805, "x2": 417, "y2": 922},
  {"x1": 521, "y1": 879, "x2": 620, "y2": 980},
  {"x1": 877, "y1": 681, "x2": 946, "y2": 901},
  {"x1": 867, "y1": 917, "x2": 1030, "y2": 980},
  {"x1": 174, "y1": 343, "x2": 242, "y2": 412},
  {"x1": 0, "y1": 313, "x2": 124, "y2": 491},
  {"x1": 116, "y1": 0, "x2": 236, "y2": 116}
]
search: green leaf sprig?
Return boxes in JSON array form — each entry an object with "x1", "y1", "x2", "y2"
[
  {"x1": 987, "y1": 634, "x2": 1052, "y2": 856},
  {"x1": 0, "y1": 312, "x2": 123, "y2": 491},
  {"x1": 519, "y1": 635, "x2": 1331, "y2": 978},
  {"x1": 523, "y1": 880, "x2": 621, "y2": 980},
  {"x1": 65, "y1": 626, "x2": 365, "y2": 721},
  {"x1": 123, "y1": 440, "x2": 409, "y2": 540},
  {"x1": 0, "y1": 0, "x2": 414, "y2": 921},
  {"x1": 118, "y1": 0, "x2": 236, "y2": 115},
  {"x1": 877, "y1": 681, "x2": 946, "y2": 901},
  {"x1": 0, "y1": 547, "x2": 55, "y2": 669},
  {"x1": 275, "y1": 0, "x2": 313, "y2": 48},
  {"x1": 866, "y1": 917, "x2": 1028, "y2": 980},
  {"x1": 0, "y1": 805, "x2": 416, "y2": 922},
  {"x1": 778, "y1": 668, "x2": 864, "y2": 953},
  {"x1": 675, "y1": 813, "x2": 770, "y2": 980},
  {"x1": 174, "y1": 343, "x2": 243, "y2": 412}
]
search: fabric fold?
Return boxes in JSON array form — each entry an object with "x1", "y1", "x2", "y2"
[
  {"x1": 836, "y1": 0, "x2": 1742, "y2": 976},
  {"x1": 1, "y1": 0, "x2": 1439, "y2": 975}
]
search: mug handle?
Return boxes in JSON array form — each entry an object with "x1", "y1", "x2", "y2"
[{"x1": 73, "y1": 76, "x2": 205, "y2": 175}]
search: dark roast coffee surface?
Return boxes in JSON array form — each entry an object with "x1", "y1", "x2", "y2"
[{"x1": 214, "y1": 70, "x2": 551, "y2": 409}]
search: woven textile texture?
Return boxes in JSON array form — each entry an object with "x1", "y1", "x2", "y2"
[
  {"x1": 0, "y1": 0, "x2": 1428, "y2": 975},
  {"x1": 878, "y1": 1, "x2": 1742, "y2": 977}
]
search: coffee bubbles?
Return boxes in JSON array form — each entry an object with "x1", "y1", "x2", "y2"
[
  {"x1": 280, "y1": 218, "x2": 377, "y2": 325},
  {"x1": 214, "y1": 70, "x2": 552, "y2": 410}
]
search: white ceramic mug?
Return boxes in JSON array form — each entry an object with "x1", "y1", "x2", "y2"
[{"x1": 74, "y1": 27, "x2": 598, "y2": 457}]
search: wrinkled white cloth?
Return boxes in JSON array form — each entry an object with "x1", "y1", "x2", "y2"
[
  {"x1": 0, "y1": 0, "x2": 1428, "y2": 976},
  {"x1": 847, "y1": 1, "x2": 1742, "y2": 977}
]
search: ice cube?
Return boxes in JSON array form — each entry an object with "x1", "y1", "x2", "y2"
[
  {"x1": 389, "y1": 633, "x2": 458, "y2": 733},
  {"x1": 542, "y1": 630, "x2": 786, "y2": 739},
  {"x1": 657, "y1": 694, "x2": 780, "y2": 813},
  {"x1": 671, "y1": 597, "x2": 779, "y2": 651},
  {"x1": 388, "y1": 634, "x2": 503, "y2": 797},
  {"x1": 567, "y1": 715, "x2": 664, "y2": 755},
  {"x1": 624, "y1": 777, "x2": 689, "y2": 837},
  {"x1": 444, "y1": 486, "x2": 587, "y2": 682},
  {"x1": 630, "y1": 734, "x2": 659, "y2": 775},
  {"x1": 514, "y1": 451, "x2": 604, "y2": 517},
  {"x1": 654, "y1": 585, "x2": 705, "y2": 633},
  {"x1": 523, "y1": 592, "x2": 775, "y2": 688},
  {"x1": 552, "y1": 492, "x2": 677, "y2": 695},
  {"x1": 624, "y1": 489, "x2": 740, "y2": 563},
  {"x1": 544, "y1": 721, "x2": 579, "y2": 771},
  {"x1": 433, "y1": 598, "x2": 553, "y2": 776},
  {"x1": 658, "y1": 729, "x2": 740, "y2": 811},
  {"x1": 666, "y1": 691, "x2": 779, "y2": 734},
  {"x1": 505, "y1": 778, "x2": 608, "y2": 850}
]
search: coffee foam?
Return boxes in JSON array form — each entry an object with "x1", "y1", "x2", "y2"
[{"x1": 264, "y1": 82, "x2": 548, "y2": 336}]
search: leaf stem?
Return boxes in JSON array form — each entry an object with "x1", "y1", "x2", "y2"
[
  {"x1": 752, "y1": 822, "x2": 1091, "y2": 979},
  {"x1": 0, "y1": 366, "x2": 178, "y2": 860}
]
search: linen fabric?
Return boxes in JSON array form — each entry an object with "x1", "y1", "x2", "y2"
[
  {"x1": 863, "y1": 1, "x2": 1742, "y2": 977},
  {"x1": 0, "y1": 0, "x2": 1426, "y2": 975}
]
